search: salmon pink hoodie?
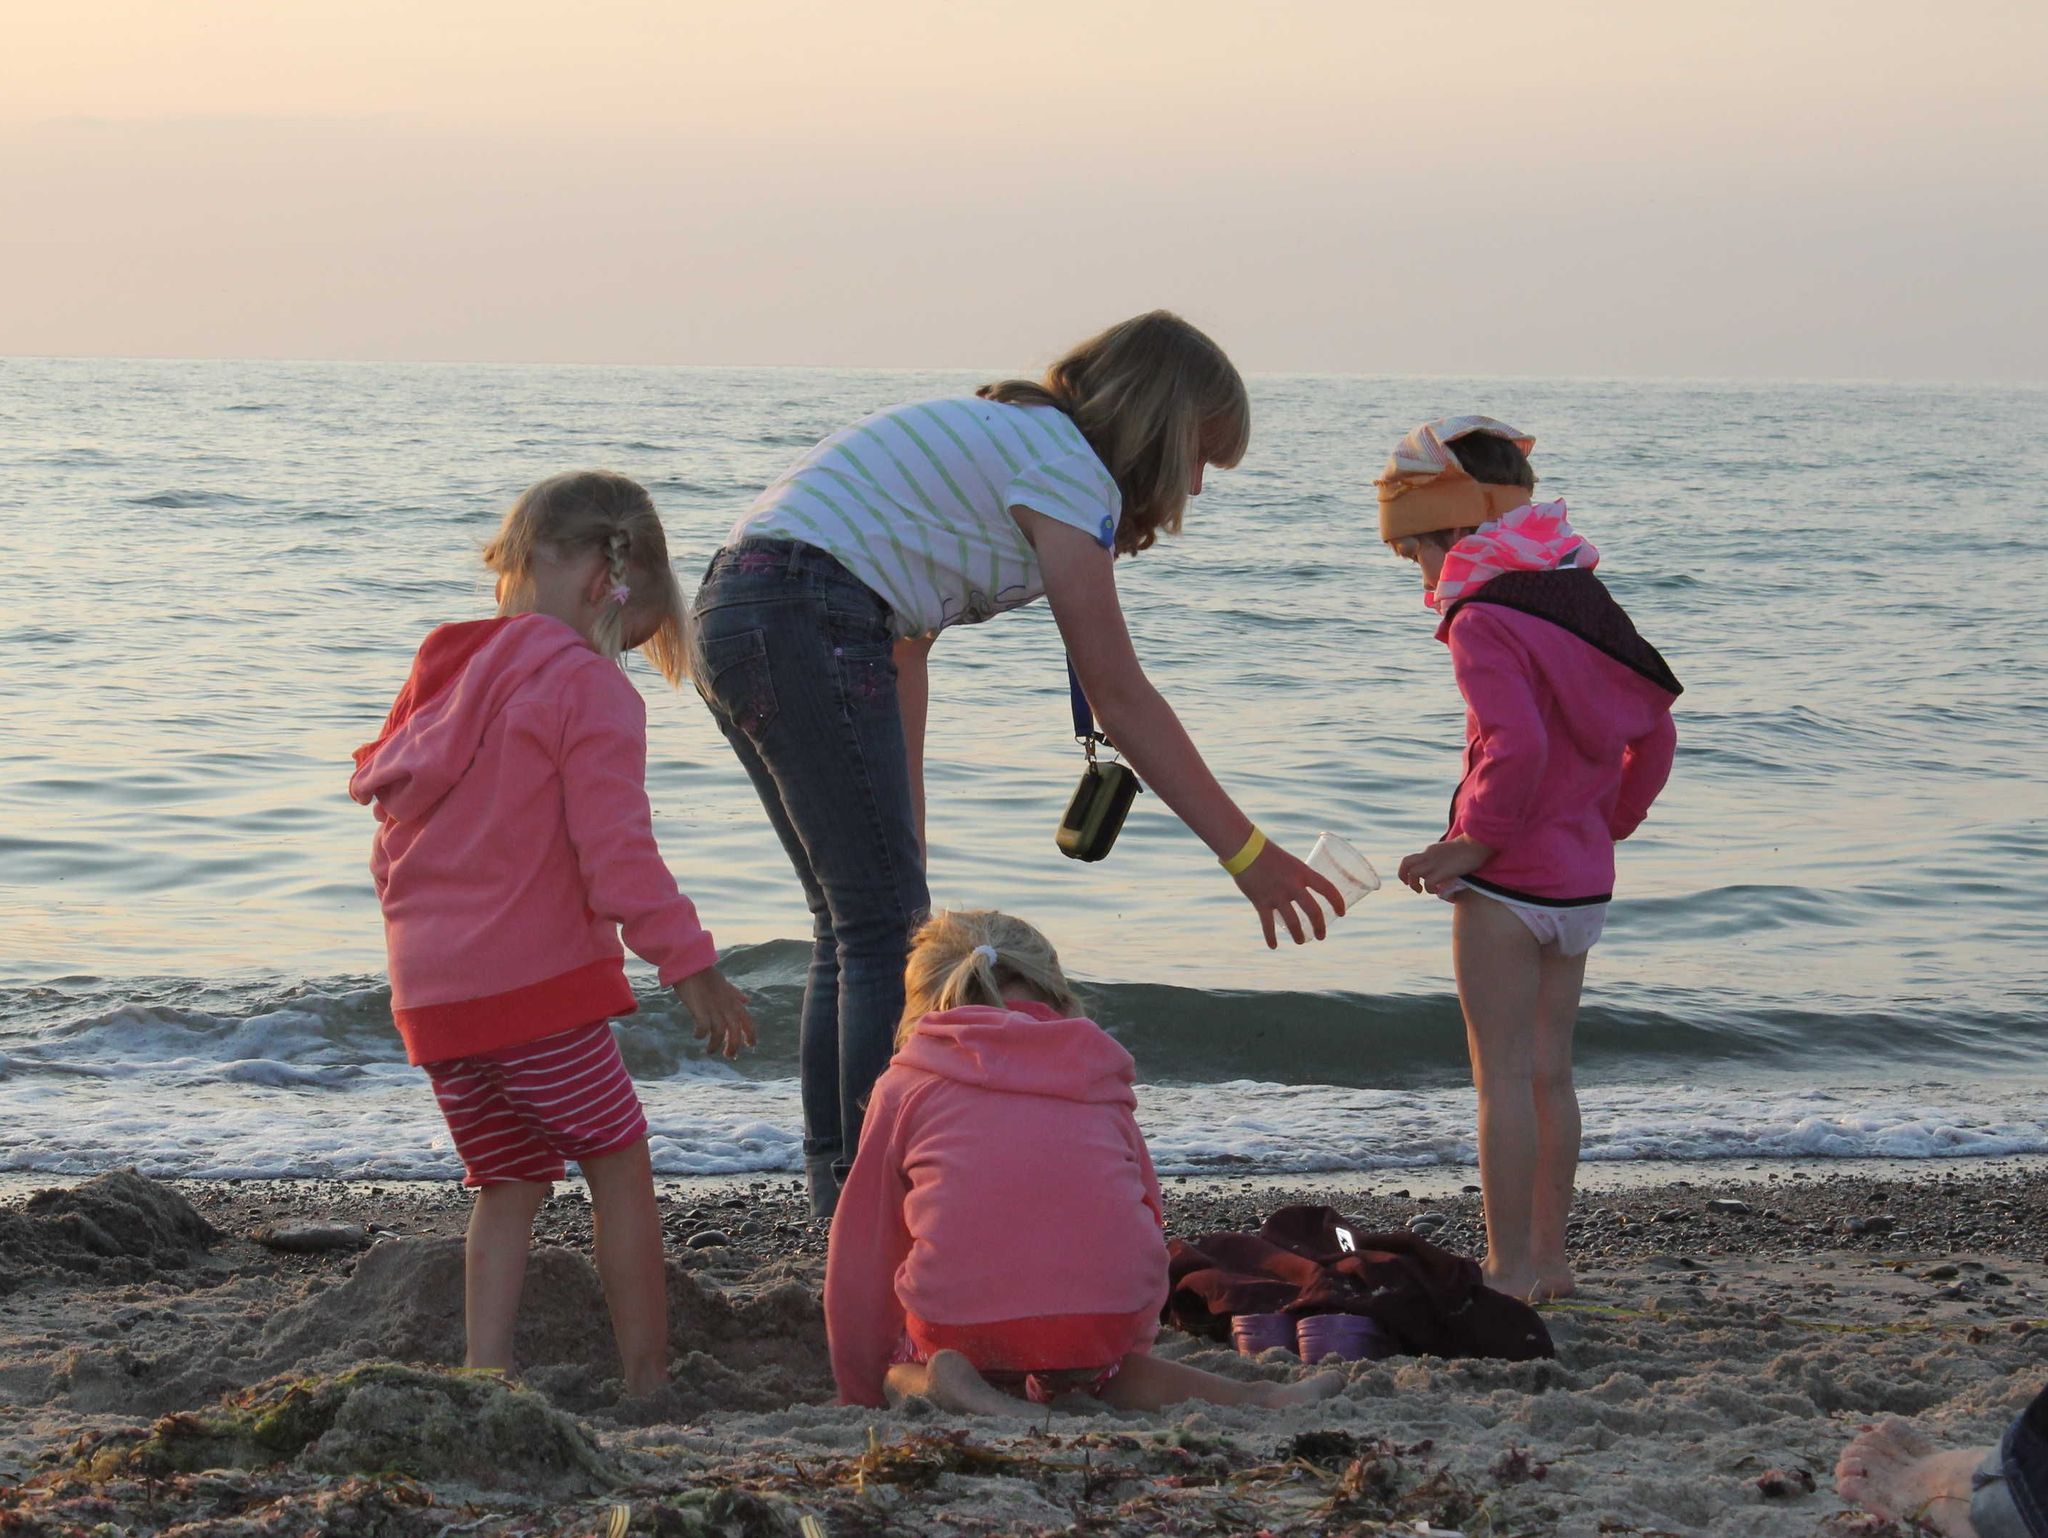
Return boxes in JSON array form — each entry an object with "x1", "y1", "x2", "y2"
[
  {"x1": 349, "y1": 614, "x2": 716, "y2": 1065},
  {"x1": 824, "y1": 1002, "x2": 1168, "y2": 1407}
]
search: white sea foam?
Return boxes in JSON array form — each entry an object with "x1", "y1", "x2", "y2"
[{"x1": 0, "y1": 1067, "x2": 2039, "y2": 1182}]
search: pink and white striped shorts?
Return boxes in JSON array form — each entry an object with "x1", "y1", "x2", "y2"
[{"x1": 423, "y1": 1020, "x2": 649, "y2": 1187}]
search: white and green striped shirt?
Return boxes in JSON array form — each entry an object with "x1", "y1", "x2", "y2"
[{"x1": 728, "y1": 397, "x2": 1121, "y2": 638}]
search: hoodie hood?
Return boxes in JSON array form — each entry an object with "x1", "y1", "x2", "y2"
[
  {"x1": 349, "y1": 614, "x2": 592, "y2": 822},
  {"x1": 1439, "y1": 567, "x2": 1682, "y2": 698},
  {"x1": 894, "y1": 1001, "x2": 1137, "y2": 1107}
]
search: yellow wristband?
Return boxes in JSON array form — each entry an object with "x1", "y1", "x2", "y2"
[{"x1": 1220, "y1": 826, "x2": 1267, "y2": 876}]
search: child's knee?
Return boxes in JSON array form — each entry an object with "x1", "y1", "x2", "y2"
[
  {"x1": 476, "y1": 1177, "x2": 552, "y2": 1211},
  {"x1": 578, "y1": 1137, "x2": 653, "y2": 1182},
  {"x1": 1474, "y1": 1061, "x2": 1538, "y2": 1093}
]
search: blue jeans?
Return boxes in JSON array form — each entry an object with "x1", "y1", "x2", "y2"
[
  {"x1": 690, "y1": 539, "x2": 929, "y2": 1209},
  {"x1": 1976, "y1": 1383, "x2": 2048, "y2": 1538}
]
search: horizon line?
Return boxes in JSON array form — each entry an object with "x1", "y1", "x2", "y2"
[{"x1": 2, "y1": 350, "x2": 2041, "y2": 392}]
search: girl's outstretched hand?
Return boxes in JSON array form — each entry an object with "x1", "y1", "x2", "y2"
[
  {"x1": 1397, "y1": 837, "x2": 1494, "y2": 895},
  {"x1": 1233, "y1": 842, "x2": 1345, "y2": 948},
  {"x1": 674, "y1": 966, "x2": 758, "y2": 1060}
]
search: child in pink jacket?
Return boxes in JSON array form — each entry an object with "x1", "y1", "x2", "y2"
[
  {"x1": 825, "y1": 908, "x2": 1340, "y2": 1416},
  {"x1": 350, "y1": 470, "x2": 754, "y2": 1398},
  {"x1": 1379, "y1": 418, "x2": 1680, "y2": 1305}
]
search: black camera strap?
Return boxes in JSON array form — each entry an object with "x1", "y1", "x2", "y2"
[{"x1": 1068, "y1": 657, "x2": 1110, "y2": 759}]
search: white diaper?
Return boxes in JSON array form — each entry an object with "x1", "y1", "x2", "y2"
[{"x1": 1441, "y1": 880, "x2": 1607, "y2": 956}]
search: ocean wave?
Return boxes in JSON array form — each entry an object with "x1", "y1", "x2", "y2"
[
  {"x1": 4, "y1": 947, "x2": 2044, "y2": 1092},
  {"x1": 124, "y1": 490, "x2": 259, "y2": 508}
]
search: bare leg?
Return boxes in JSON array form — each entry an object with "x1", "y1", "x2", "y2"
[
  {"x1": 581, "y1": 1139, "x2": 669, "y2": 1397},
  {"x1": 464, "y1": 1179, "x2": 550, "y2": 1374},
  {"x1": 1836, "y1": 1421, "x2": 1985, "y2": 1537},
  {"x1": 884, "y1": 1350, "x2": 1037, "y2": 1419},
  {"x1": 1451, "y1": 895, "x2": 1545, "y2": 1298},
  {"x1": 1528, "y1": 943, "x2": 1587, "y2": 1301},
  {"x1": 1096, "y1": 1353, "x2": 1345, "y2": 1412}
]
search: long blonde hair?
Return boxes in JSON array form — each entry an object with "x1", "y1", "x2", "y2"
[
  {"x1": 977, "y1": 310, "x2": 1250, "y2": 556},
  {"x1": 481, "y1": 471, "x2": 690, "y2": 686},
  {"x1": 897, "y1": 909, "x2": 1080, "y2": 1046}
]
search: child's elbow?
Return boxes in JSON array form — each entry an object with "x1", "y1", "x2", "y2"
[
  {"x1": 1083, "y1": 673, "x2": 1157, "y2": 733},
  {"x1": 1610, "y1": 797, "x2": 1656, "y2": 841}
]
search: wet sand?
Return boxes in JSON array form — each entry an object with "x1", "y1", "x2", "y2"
[{"x1": 2, "y1": 1162, "x2": 2044, "y2": 1535}]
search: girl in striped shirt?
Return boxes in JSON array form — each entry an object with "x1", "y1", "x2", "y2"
[{"x1": 690, "y1": 312, "x2": 1344, "y2": 1217}]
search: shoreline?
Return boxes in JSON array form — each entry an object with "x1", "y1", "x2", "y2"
[
  {"x1": 3, "y1": 1163, "x2": 2045, "y2": 1535},
  {"x1": 4, "y1": 1148, "x2": 2043, "y2": 1203}
]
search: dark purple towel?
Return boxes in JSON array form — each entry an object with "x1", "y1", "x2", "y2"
[{"x1": 1166, "y1": 1204, "x2": 1554, "y2": 1362}]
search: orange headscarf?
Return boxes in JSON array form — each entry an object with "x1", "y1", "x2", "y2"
[{"x1": 1375, "y1": 416, "x2": 1536, "y2": 542}]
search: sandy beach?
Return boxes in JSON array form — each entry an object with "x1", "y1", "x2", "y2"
[{"x1": 0, "y1": 1162, "x2": 2041, "y2": 1536}]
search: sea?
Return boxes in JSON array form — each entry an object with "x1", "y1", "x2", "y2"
[{"x1": 2, "y1": 357, "x2": 2044, "y2": 1184}]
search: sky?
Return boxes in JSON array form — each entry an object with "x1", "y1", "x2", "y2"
[{"x1": 4, "y1": 0, "x2": 2044, "y2": 379}]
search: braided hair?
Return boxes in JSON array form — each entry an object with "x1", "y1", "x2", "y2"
[{"x1": 482, "y1": 470, "x2": 690, "y2": 685}]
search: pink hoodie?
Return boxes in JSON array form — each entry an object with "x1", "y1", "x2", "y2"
[
  {"x1": 1441, "y1": 598, "x2": 1678, "y2": 903},
  {"x1": 824, "y1": 1001, "x2": 1168, "y2": 1407},
  {"x1": 349, "y1": 614, "x2": 716, "y2": 1065}
]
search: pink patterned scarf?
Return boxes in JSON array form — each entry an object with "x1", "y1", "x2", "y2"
[{"x1": 1425, "y1": 498, "x2": 1598, "y2": 611}]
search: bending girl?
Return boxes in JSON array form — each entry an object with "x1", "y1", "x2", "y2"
[{"x1": 691, "y1": 311, "x2": 1342, "y2": 1214}]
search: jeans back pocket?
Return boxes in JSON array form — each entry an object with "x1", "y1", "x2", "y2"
[{"x1": 694, "y1": 625, "x2": 779, "y2": 741}]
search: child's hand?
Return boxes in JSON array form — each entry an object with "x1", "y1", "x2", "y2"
[
  {"x1": 1397, "y1": 837, "x2": 1494, "y2": 895},
  {"x1": 673, "y1": 967, "x2": 757, "y2": 1060}
]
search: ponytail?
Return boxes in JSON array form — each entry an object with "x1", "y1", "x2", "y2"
[{"x1": 896, "y1": 910, "x2": 1079, "y2": 1045}]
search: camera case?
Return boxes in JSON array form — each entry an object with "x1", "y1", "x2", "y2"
[{"x1": 1056, "y1": 758, "x2": 1143, "y2": 862}]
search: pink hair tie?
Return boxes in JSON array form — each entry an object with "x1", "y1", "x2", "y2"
[{"x1": 607, "y1": 583, "x2": 632, "y2": 607}]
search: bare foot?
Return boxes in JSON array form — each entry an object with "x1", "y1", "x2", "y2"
[
  {"x1": 1483, "y1": 1266, "x2": 1541, "y2": 1302},
  {"x1": 1530, "y1": 1268, "x2": 1576, "y2": 1301},
  {"x1": 1835, "y1": 1420, "x2": 1985, "y2": 1538},
  {"x1": 1257, "y1": 1371, "x2": 1347, "y2": 1409},
  {"x1": 886, "y1": 1350, "x2": 1034, "y2": 1420}
]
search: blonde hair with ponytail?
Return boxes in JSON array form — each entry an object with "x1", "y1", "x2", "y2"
[
  {"x1": 896, "y1": 909, "x2": 1080, "y2": 1046},
  {"x1": 977, "y1": 310, "x2": 1250, "y2": 557},
  {"x1": 482, "y1": 470, "x2": 690, "y2": 686}
]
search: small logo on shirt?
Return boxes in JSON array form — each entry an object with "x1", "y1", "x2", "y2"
[{"x1": 1098, "y1": 515, "x2": 1116, "y2": 549}]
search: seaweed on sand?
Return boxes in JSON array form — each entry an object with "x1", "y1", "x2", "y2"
[
  {"x1": 13, "y1": 1413, "x2": 1549, "y2": 1537},
  {"x1": 646, "y1": 1425, "x2": 1547, "y2": 1538},
  {"x1": 0, "y1": 1469, "x2": 446, "y2": 1538},
  {"x1": 68, "y1": 1362, "x2": 619, "y2": 1492}
]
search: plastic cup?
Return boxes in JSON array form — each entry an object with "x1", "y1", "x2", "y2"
[
  {"x1": 1307, "y1": 832, "x2": 1381, "y2": 906},
  {"x1": 1231, "y1": 1312, "x2": 1298, "y2": 1357},
  {"x1": 1295, "y1": 1312, "x2": 1396, "y2": 1364}
]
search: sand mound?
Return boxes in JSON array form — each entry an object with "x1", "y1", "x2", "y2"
[
  {"x1": 77, "y1": 1363, "x2": 617, "y2": 1494},
  {"x1": 651, "y1": 1263, "x2": 833, "y2": 1418},
  {"x1": 260, "y1": 1238, "x2": 610, "y2": 1371},
  {"x1": 0, "y1": 1171, "x2": 218, "y2": 1292},
  {"x1": 256, "y1": 1237, "x2": 833, "y2": 1412}
]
